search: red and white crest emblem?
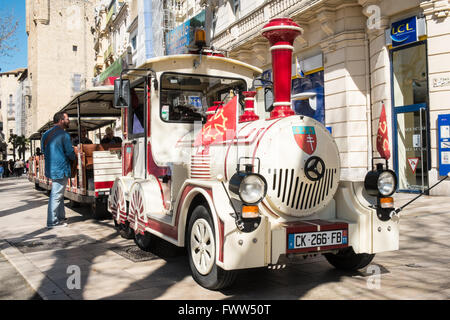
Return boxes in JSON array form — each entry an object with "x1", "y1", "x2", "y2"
[{"x1": 292, "y1": 126, "x2": 317, "y2": 155}]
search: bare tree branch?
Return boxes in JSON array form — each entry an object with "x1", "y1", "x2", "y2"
[{"x1": 0, "y1": 15, "x2": 19, "y2": 57}]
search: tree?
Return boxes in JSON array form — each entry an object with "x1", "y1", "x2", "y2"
[
  {"x1": 8, "y1": 134, "x2": 18, "y2": 161},
  {"x1": 0, "y1": 15, "x2": 19, "y2": 58},
  {"x1": 17, "y1": 135, "x2": 29, "y2": 160},
  {"x1": 7, "y1": 134, "x2": 28, "y2": 161}
]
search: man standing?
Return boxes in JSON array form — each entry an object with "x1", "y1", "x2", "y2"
[{"x1": 41, "y1": 112, "x2": 76, "y2": 229}]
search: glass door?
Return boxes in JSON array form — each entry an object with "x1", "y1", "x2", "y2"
[
  {"x1": 394, "y1": 106, "x2": 428, "y2": 192},
  {"x1": 391, "y1": 41, "x2": 429, "y2": 193}
]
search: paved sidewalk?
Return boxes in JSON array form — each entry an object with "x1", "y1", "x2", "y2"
[
  {"x1": 0, "y1": 251, "x2": 42, "y2": 300},
  {"x1": 0, "y1": 177, "x2": 449, "y2": 300}
]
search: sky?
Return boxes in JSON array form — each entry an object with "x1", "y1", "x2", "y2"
[{"x1": 0, "y1": 0, "x2": 27, "y2": 72}]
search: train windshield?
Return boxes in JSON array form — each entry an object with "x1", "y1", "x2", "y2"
[{"x1": 160, "y1": 72, "x2": 246, "y2": 123}]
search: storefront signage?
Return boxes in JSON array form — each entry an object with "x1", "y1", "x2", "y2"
[
  {"x1": 165, "y1": 10, "x2": 205, "y2": 55},
  {"x1": 438, "y1": 114, "x2": 450, "y2": 175},
  {"x1": 390, "y1": 16, "x2": 418, "y2": 47}
]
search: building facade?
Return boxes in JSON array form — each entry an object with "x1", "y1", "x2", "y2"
[
  {"x1": 0, "y1": 68, "x2": 26, "y2": 160},
  {"x1": 93, "y1": 0, "x2": 130, "y2": 85},
  {"x1": 26, "y1": 0, "x2": 98, "y2": 134},
  {"x1": 206, "y1": 0, "x2": 450, "y2": 195},
  {"x1": 93, "y1": 0, "x2": 169, "y2": 85},
  {"x1": 16, "y1": 70, "x2": 32, "y2": 138}
]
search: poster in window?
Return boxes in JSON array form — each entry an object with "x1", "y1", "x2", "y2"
[{"x1": 291, "y1": 70, "x2": 325, "y2": 124}]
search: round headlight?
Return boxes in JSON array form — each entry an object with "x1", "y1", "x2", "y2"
[
  {"x1": 239, "y1": 174, "x2": 267, "y2": 204},
  {"x1": 377, "y1": 171, "x2": 396, "y2": 196}
]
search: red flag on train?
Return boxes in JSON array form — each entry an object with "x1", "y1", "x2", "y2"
[
  {"x1": 377, "y1": 103, "x2": 391, "y2": 160},
  {"x1": 194, "y1": 96, "x2": 238, "y2": 147}
]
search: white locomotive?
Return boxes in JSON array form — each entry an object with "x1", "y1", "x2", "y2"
[{"x1": 108, "y1": 18, "x2": 399, "y2": 290}]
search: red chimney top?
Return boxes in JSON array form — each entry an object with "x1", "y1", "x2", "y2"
[
  {"x1": 239, "y1": 91, "x2": 259, "y2": 123},
  {"x1": 262, "y1": 18, "x2": 302, "y2": 120}
]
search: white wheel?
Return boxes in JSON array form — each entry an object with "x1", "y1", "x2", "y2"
[
  {"x1": 187, "y1": 205, "x2": 236, "y2": 290},
  {"x1": 190, "y1": 218, "x2": 215, "y2": 275}
]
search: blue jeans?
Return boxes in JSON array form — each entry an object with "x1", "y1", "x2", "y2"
[{"x1": 47, "y1": 177, "x2": 68, "y2": 227}]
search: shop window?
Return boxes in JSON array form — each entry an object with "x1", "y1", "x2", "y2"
[
  {"x1": 233, "y1": 0, "x2": 240, "y2": 17},
  {"x1": 131, "y1": 35, "x2": 137, "y2": 50},
  {"x1": 392, "y1": 43, "x2": 427, "y2": 107},
  {"x1": 291, "y1": 70, "x2": 325, "y2": 124},
  {"x1": 72, "y1": 74, "x2": 82, "y2": 93}
]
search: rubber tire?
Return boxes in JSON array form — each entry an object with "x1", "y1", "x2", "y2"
[
  {"x1": 69, "y1": 200, "x2": 80, "y2": 208},
  {"x1": 324, "y1": 247, "x2": 375, "y2": 271},
  {"x1": 187, "y1": 205, "x2": 236, "y2": 290},
  {"x1": 134, "y1": 231, "x2": 153, "y2": 252},
  {"x1": 91, "y1": 199, "x2": 110, "y2": 220},
  {"x1": 119, "y1": 221, "x2": 135, "y2": 239}
]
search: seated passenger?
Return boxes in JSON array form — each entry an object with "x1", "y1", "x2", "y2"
[
  {"x1": 101, "y1": 127, "x2": 122, "y2": 144},
  {"x1": 72, "y1": 127, "x2": 93, "y2": 146}
]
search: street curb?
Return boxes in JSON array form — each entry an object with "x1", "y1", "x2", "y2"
[{"x1": 0, "y1": 239, "x2": 72, "y2": 300}]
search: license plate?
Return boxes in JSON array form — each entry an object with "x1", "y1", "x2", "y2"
[{"x1": 288, "y1": 229, "x2": 347, "y2": 250}]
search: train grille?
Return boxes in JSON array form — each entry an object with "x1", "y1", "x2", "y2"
[{"x1": 270, "y1": 168, "x2": 338, "y2": 211}]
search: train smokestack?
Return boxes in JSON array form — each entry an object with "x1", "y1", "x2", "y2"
[
  {"x1": 262, "y1": 18, "x2": 302, "y2": 119},
  {"x1": 239, "y1": 91, "x2": 259, "y2": 123}
]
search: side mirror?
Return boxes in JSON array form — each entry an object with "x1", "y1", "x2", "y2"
[
  {"x1": 114, "y1": 78, "x2": 131, "y2": 108},
  {"x1": 264, "y1": 87, "x2": 274, "y2": 112}
]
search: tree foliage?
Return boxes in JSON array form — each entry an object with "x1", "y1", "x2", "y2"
[
  {"x1": 8, "y1": 134, "x2": 29, "y2": 161},
  {"x1": 0, "y1": 15, "x2": 19, "y2": 58}
]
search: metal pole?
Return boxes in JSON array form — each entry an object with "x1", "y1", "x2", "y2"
[
  {"x1": 144, "y1": 76, "x2": 148, "y2": 180},
  {"x1": 77, "y1": 98, "x2": 81, "y2": 144},
  {"x1": 420, "y1": 108, "x2": 424, "y2": 193},
  {"x1": 394, "y1": 174, "x2": 449, "y2": 215}
]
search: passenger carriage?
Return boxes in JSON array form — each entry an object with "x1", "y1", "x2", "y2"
[{"x1": 29, "y1": 87, "x2": 123, "y2": 218}]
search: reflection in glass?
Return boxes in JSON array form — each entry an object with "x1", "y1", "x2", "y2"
[
  {"x1": 392, "y1": 44, "x2": 427, "y2": 107},
  {"x1": 396, "y1": 109, "x2": 428, "y2": 191}
]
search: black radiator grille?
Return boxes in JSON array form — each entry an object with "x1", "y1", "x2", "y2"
[{"x1": 271, "y1": 168, "x2": 337, "y2": 210}]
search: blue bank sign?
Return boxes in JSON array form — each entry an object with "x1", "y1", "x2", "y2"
[{"x1": 391, "y1": 16, "x2": 418, "y2": 47}]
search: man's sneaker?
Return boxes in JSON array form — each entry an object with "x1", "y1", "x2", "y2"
[{"x1": 47, "y1": 222, "x2": 68, "y2": 229}]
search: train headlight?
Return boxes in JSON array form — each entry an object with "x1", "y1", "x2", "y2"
[
  {"x1": 364, "y1": 164, "x2": 397, "y2": 197},
  {"x1": 240, "y1": 174, "x2": 267, "y2": 204},
  {"x1": 377, "y1": 171, "x2": 396, "y2": 196},
  {"x1": 229, "y1": 172, "x2": 267, "y2": 205}
]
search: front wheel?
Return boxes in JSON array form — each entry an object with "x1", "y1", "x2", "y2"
[
  {"x1": 324, "y1": 247, "x2": 375, "y2": 271},
  {"x1": 135, "y1": 231, "x2": 153, "y2": 252},
  {"x1": 187, "y1": 205, "x2": 236, "y2": 290}
]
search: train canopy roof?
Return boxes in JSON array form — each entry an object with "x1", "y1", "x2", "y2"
[
  {"x1": 30, "y1": 86, "x2": 121, "y2": 140},
  {"x1": 125, "y1": 54, "x2": 262, "y2": 79}
]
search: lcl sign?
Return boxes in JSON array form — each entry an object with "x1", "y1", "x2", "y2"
[{"x1": 390, "y1": 16, "x2": 418, "y2": 47}]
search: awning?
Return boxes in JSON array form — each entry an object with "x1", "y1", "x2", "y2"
[{"x1": 98, "y1": 59, "x2": 122, "y2": 84}]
